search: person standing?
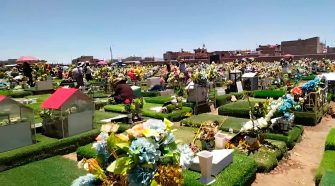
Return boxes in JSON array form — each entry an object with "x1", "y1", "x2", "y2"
[
  {"x1": 84, "y1": 62, "x2": 93, "y2": 81},
  {"x1": 72, "y1": 62, "x2": 84, "y2": 88},
  {"x1": 22, "y1": 62, "x2": 33, "y2": 86}
]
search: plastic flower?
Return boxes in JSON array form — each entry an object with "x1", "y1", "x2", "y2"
[
  {"x1": 143, "y1": 119, "x2": 167, "y2": 139},
  {"x1": 71, "y1": 173, "x2": 96, "y2": 186},
  {"x1": 291, "y1": 86, "x2": 302, "y2": 96},
  {"x1": 127, "y1": 124, "x2": 145, "y2": 138},
  {"x1": 93, "y1": 140, "x2": 109, "y2": 166},
  {"x1": 100, "y1": 123, "x2": 119, "y2": 133},
  {"x1": 129, "y1": 138, "x2": 160, "y2": 164},
  {"x1": 178, "y1": 144, "x2": 194, "y2": 169},
  {"x1": 128, "y1": 166, "x2": 156, "y2": 186},
  {"x1": 162, "y1": 132, "x2": 176, "y2": 145},
  {"x1": 257, "y1": 117, "x2": 268, "y2": 129}
]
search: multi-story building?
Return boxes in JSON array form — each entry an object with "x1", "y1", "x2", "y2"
[
  {"x1": 256, "y1": 44, "x2": 281, "y2": 56},
  {"x1": 72, "y1": 56, "x2": 99, "y2": 64},
  {"x1": 281, "y1": 37, "x2": 325, "y2": 55},
  {"x1": 163, "y1": 50, "x2": 194, "y2": 61},
  {"x1": 0, "y1": 59, "x2": 17, "y2": 65}
]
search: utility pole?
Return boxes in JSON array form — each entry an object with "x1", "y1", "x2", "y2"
[{"x1": 110, "y1": 46, "x2": 113, "y2": 63}]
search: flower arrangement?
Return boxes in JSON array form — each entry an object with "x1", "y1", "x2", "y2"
[
  {"x1": 301, "y1": 77, "x2": 321, "y2": 92},
  {"x1": 191, "y1": 69, "x2": 208, "y2": 86},
  {"x1": 191, "y1": 121, "x2": 221, "y2": 151},
  {"x1": 72, "y1": 119, "x2": 194, "y2": 186}
]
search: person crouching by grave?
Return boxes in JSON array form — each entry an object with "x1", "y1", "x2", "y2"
[{"x1": 112, "y1": 77, "x2": 135, "y2": 123}]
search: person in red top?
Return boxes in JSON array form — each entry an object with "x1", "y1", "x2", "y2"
[{"x1": 112, "y1": 78, "x2": 135, "y2": 104}]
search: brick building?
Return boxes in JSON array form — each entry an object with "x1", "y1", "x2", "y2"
[
  {"x1": 281, "y1": 37, "x2": 325, "y2": 55},
  {"x1": 327, "y1": 46, "x2": 335, "y2": 54},
  {"x1": 256, "y1": 44, "x2": 281, "y2": 56},
  {"x1": 72, "y1": 56, "x2": 99, "y2": 64},
  {"x1": 163, "y1": 50, "x2": 194, "y2": 61}
]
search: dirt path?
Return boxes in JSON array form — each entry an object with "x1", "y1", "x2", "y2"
[{"x1": 253, "y1": 114, "x2": 335, "y2": 186}]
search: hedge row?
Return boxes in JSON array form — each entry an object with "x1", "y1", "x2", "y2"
[
  {"x1": 320, "y1": 171, "x2": 335, "y2": 186},
  {"x1": 325, "y1": 128, "x2": 335, "y2": 151},
  {"x1": 218, "y1": 99, "x2": 263, "y2": 118},
  {"x1": 141, "y1": 91, "x2": 160, "y2": 97},
  {"x1": 184, "y1": 151, "x2": 257, "y2": 186},
  {"x1": 294, "y1": 111, "x2": 322, "y2": 126},
  {"x1": 76, "y1": 143, "x2": 96, "y2": 160},
  {"x1": 253, "y1": 90, "x2": 286, "y2": 99},
  {"x1": 265, "y1": 125, "x2": 304, "y2": 149},
  {"x1": 104, "y1": 104, "x2": 192, "y2": 121},
  {"x1": 301, "y1": 74, "x2": 316, "y2": 81},
  {"x1": 250, "y1": 140, "x2": 287, "y2": 172},
  {"x1": 144, "y1": 96, "x2": 172, "y2": 104},
  {"x1": 0, "y1": 90, "x2": 33, "y2": 98},
  {"x1": 315, "y1": 151, "x2": 335, "y2": 184},
  {"x1": 215, "y1": 91, "x2": 254, "y2": 107},
  {"x1": 0, "y1": 130, "x2": 100, "y2": 171}
]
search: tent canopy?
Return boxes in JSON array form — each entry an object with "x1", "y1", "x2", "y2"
[
  {"x1": 0, "y1": 95, "x2": 6, "y2": 102},
  {"x1": 97, "y1": 60, "x2": 108, "y2": 65},
  {"x1": 16, "y1": 56, "x2": 42, "y2": 64}
]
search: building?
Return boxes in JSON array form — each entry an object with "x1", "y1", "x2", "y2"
[
  {"x1": 163, "y1": 50, "x2": 194, "y2": 61},
  {"x1": 0, "y1": 59, "x2": 17, "y2": 65},
  {"x1": 327, "y1": 46, "x2": 335, "y2": 54},
  {"x1": 124, "y1": 56, "x2": 142, "y2": 62},
  {"x1": 194, "y1": 47, "x2": 209, "y2": 60},
  {"x1": 72, "y1": 56, "x2": 99, "y2": 64},
  {"x1": 281, "y1": 37, "x2": 325, "y2": 55},
  {"x1": 256, "y1": 44, "x2": 281, "y2": 56}
]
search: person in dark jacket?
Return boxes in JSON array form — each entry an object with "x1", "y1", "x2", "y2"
[
  {"x1": 112, "y1": 78, "x2": 135, "y2": 104},
  {"x1": 22, "y1": 62, "x2": 33, "y2": 86}
]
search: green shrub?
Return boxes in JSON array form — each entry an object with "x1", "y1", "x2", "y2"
[
  {"x1": 265, "y1": 125, "x2": 304, "y2": 149},
  {"x1": 294, "y1": 111, "x2": 321, "y2": 126},
  {"x1": 141, "y1": 91, "x2": 160, "y2": 97},
  {"x1": 0, "y1": 130, "x2": 99, "y2": 171},
  {"x1": 104, "y1": 103, "x2": 192, "y2": 121},
  {"x1": 315, "y1": 151, "x2": 335, "y2": 184},
  {"x1": 250, "y1": 140, "x2": 287, "y2": 172},
  {"x1": 325, "y1": 128, "x2": 335, "y2": 151},
  {"x1": 0, "y1": 90, "x2": 33, "y2": 98},
  {"x1": 253, "y1": 90, "x2": 286, "y2": 99},
  {"x1": 144, "y1": 96, "x2": 172, "y2": 104},
  {"x1": 183, "y1": 151, "x2": 257, "y2": 186},
  {"x1": 320, "y1": 171, "x2": 335, "y2": 186},
  {"x1": 216, "y1": 92, "x2": 244, "y2": 107},
  {"x1": 301, "y1": 74, "x2": 316, "y2": 81},
  {"x1": 218, "y1": 99, "x2": 263, "y2": 118},
  {"x1": 76, "y1": 143, "x2": 96, "y2": 160}
]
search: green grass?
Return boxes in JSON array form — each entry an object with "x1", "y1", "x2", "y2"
[
  {"x1": 294, "y1": 111, "x2": 321, "y2": 126},
  {"x1": 184, "y1": 151, "x2": 257, "y2": 186},
  {"x1": 315, "y1": 151, "x2": 335, "y2": 184},
  {"x1": 93, "y1": 110, "x2": 119, "y2": 126},
  {"x1": 301, "y1": 74, "x2": 316, "y2": 81},
  {"x1": 253, "y1": 90, "x2": 286, "y2": 99},
  {"x1": 265, "y1": 125, "x2": 304, "y2": 149},
  {"x1": 320, "y1": 171, "x2": 335, "y2": 186},
  {"x1": 180, "y1": 113, "x2": 249, "y2": 132},
  {"x1": 218, "y1": 98, "x2": 266, "y2": 118},
  {"x1": 25, "y1": 94, "x2": 50, "y2": 123},
  {"x1": 325, "y1": 128, "x2": 335, "y2": 151},
  {"x1": 0, "y1": 90, "x2": 33, "y2": 98},
  {"x1": 250, "y1": 140, "x2": 287, "y2": 172},
  {"x1": 144, "y1": 96, "x2": 172, "y2": 104},
  {"x1": 0, "y1": 156, "x2": 86, "y2": 186},
  {"x1": 104, "y1": 103, "x2": 192, "y2": 121}
]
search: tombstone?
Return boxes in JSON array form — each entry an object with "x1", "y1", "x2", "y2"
[{"x1": 236, "y1": 81, "x2": 243, "y2": 93}]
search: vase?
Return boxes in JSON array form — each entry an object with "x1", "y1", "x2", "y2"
[
  {"x1": 201, "y1": 140, "x2": 215, "y2": 151},
  {"x1": 245, "y1": 136, "x2": 258, "y2": 146},
  {"x1": 197, "y1": 151, "x2": 216, "y2": 185},
  {"x1": 214, "y1": 133, "x2": 228, "y2": 149}
]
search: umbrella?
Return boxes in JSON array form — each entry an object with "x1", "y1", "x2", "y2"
[
  {"x1": 97, "y1": 60, "x2": 108, "y2": 65},
  {"x1": 16, "y1": 56, "x2": 39, "y2": 64},
  {"x1": 283, "y1": 54, "x2": 294, "y2": 58}
]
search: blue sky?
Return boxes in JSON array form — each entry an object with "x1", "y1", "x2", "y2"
[{"x1": 0, "y1": 0, "x2": 334, "y2": 63}]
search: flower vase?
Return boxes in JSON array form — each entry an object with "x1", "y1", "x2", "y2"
[
  {"x1": 214, "y1": 133, "x2": 227, "y2": 149},
  {"x1": 201, "y1": 140, "x2": 215, "y2": 151},
  {"x1": 245, "y1": 136, "x2": 258, "y2": 146},
  {"x1": 197, "y1": 151, "x2": 216, "y2": 185}
]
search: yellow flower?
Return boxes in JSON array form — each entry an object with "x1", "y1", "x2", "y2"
[
  {"x1": 163, "y1": 118, "x2": 174, "y2": 130},
  {"x1": 100, "y1": 123, "x2": 119, "y2": 133},
  {"x1": 143, "y1": 128, "x2": 159, "y2": 138},
  {"x1": 116, "y1": 133, "x2": 129, "y2": 142}
]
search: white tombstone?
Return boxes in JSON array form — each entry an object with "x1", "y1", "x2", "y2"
[
  {"x1": 147, "y1": 77, "x2": 161, "y2": 88},
  {"x1": 236, "y1": 81, "x2": 243, "y2": 93},
  {"x1": 190, "y1": 149, "x2": 234, "y2": 176}
]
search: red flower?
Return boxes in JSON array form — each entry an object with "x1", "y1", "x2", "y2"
[
  {"x1": 124, "y1": 99, "x2": 131, "y2": 105},
  {"x1": 291, "y1": 86, "x2": 302, "y2": 96}
]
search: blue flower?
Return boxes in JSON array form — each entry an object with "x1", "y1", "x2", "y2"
[
  {"x1": 143, "y1": 119, "x2": 166, "y2": 136},
  {"x1": 162, "y1": 132, "x2": 176, "y2": 145},
  {"x1": 93, "y1": 141, "x2": 109, "y2": 166},
  {"x1": 178, "y1": 144, "x2": 194, "y2": 169},
  {"x1": 128, "y1": 166, "x2": 156, "y2": 186},
  {"x1": 71, "y1": 173, "x2": 96, "y2": 186},
  {"x1": 129, "y1": 138, "x2": 160, "y2": 164}
]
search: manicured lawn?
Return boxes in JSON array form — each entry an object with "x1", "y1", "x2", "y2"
[
  {"x1": 218, "y1": 98, "x2": 266, "y2": 118},
  {"x1": 315, "y1": 151, "x2": 335, "y2": 184},
  {"x1": 265, "y1": 125, "x2": 304, "y2": 149},
  {"x1": 181, "y1": 113, "x2": 249, "y2": 132},
  {"x1": 184, "y1": 151, "x2": 257, "y2": 186},
  {"x1": 325, "y1": 128, "x2": 335, "y2": 151},
  {"x1": 0, "y1": 156, "x2": 86, "y2": 186},
  {"x1": 25, "y1": 94, "x2": 51, "y2": 123}
]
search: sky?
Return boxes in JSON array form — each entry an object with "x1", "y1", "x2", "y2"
[{"x1": 0, "y1": 0, "x2": 335, "y2": 63}]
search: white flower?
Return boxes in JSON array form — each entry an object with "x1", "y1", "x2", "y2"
[{"x1": 257, "y1": 117, "x2": 268, "y2": 129}]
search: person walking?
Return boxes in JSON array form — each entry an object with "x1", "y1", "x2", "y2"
[
  {"x1": 22, "y1": 62, "x2": 33, "y2": 86},
  {"x1": 84, "y1": 62, "x2": 93, "y2": 81},
  {"x1": 72, "y1": 62, "x2": 84, "y2": 88}
]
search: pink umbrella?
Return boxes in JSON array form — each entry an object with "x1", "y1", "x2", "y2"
[
  {"x1": 97, "y1": 60, "x2": 108, "y2": 65},
  {"x1": 16, "y1": 56, "x2": 39, "y2": 64}
]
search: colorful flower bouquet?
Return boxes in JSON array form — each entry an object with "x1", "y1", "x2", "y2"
[{"x1": 72, "y1": 119, "x2": 194, "y2": 186}]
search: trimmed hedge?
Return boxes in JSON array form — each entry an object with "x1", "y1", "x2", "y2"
[
  {"x1": 0, "y1": 130, "x2": 99, "y2": 171},
  {"x1": 320, "y1": 171, "x2": 335, "y2": 186},
  {"x1": 315, "y1": 151, "x2": 335, "y2": 184},
  {"x1": 265, "y1": 125, "x2": 304, "y2": 149},
  {"x1": 253, "y1": 90, "x2": 286, "y2": 99},
  {"x1": 250, "y1": 140, "x2": 287, "y2": 172},
  {"x1": 216, "y1": 92, "x2": 254, "y2": 107},
  {"x1": 218, "y1": 99, "x2": 264, "y2": 118},
  {"x1": 184, "y1": 151, "x2": 257, "y2": 186},
  {"x1": 325, "y1": 128, "x2": 335, "y2": 151},
  {"x1": 141, "y1": 91, "x2": 160, "y2": 97},
  {"x1": 0, "y1": 90, "x2": 33, "y2": 98},
  {"x1": 294, "y1": 111, "x2": 321, "y2": 126},
  {"x1": 144, "y1": 96, "x2": 172, "y2": 104},
  {"x1": 301, "y1": 74, "x2": 316, "y2": 81},
  {"x1": 76, "y1": 143, "x2": 96, "y2": 160},
  {"x1": 104, "y1": 103, "x2": 192, "y2": 121}
]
